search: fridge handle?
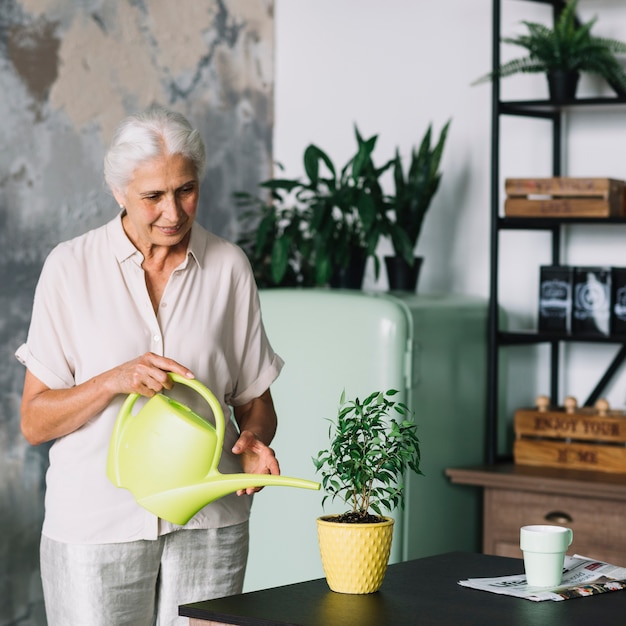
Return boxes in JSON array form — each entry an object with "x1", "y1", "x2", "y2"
[{"x1": 406, "y1": 340, "x2": 421, "y2": 392}]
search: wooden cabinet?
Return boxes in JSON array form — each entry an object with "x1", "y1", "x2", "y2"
[{"x1": 447, "y1": 464, "x2": 626, "y2": 565}]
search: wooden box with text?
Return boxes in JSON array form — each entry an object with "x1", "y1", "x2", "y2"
[
  {"x1": 514, "y1": 398, "x2": 626, "y2": 474},
  {"x1": 505, "y1": 177, "x2": 626, "y2": 218}
]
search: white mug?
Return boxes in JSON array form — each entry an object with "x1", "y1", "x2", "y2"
[{"x1": 520, "y1": 524, "x2": 573, "y2": 587}]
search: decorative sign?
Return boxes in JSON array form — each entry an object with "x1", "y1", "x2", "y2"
[{"x1": 514, "y1": 397, "x2": 626, "y2": 473}]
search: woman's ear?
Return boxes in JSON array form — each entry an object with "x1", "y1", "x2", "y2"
[{"x1": 112, "y1": 189, "x2": 126, "y2": 209}]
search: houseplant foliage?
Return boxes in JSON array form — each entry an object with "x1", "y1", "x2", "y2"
[
  {"x1": 299, "y1": 129, "x2": 391, "y2": 288},
  {"x1": 235, "y1": 176, "x2": 317, "y2": 288},
  {"x1": 385, "y1": 120, "x2": 451, "y2": 290},
  {"x1": 236, "y1": 127, "x2": 392, "y2": 289},
  {"x1": 313, "y1": 389, "x2": 422, "y2": 522},
  {"x1": 312, "y1": 389, "x2": 421, "y2": 593},
  {"x1": 473, "y1": 0, "x2": 626, "y2": 99}
]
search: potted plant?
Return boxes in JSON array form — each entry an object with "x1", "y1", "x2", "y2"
[
  {"x1": 473, "y1": 0, "x2": 626, "y2": 101},
  {"x1": 235, "y1": 178, "x2": 317, "y2": 288},
  {"x1": 312, "y1": 389, "x2": 422, "y2": 594},
  {"x1": 235, "y1": 127, "x2": 392, "y2": 289},
  {"x1": 384, "y1": 120, "x2": 451, "y2": 292},
  {"x1": 283, "y1": 127, "x2": 392, "y2": 289}
]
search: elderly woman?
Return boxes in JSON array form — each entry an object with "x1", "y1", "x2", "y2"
[{"x1": 16, "y1": 106, "x2": 284, "y2": 626}]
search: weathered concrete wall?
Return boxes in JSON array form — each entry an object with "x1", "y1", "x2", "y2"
[{"x1": 0, "y1": 1, "x2": 274, "y2": 624}]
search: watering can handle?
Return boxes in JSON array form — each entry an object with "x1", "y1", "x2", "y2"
[
  {"x1": 108, "y1": 374, "x2": 227, "y2": 484},
  {"x1": 107, "y1": 391, "x2": 141, "y2": 485},
  {"x1": 167, "y1": 373, "x2": 226, "y2": 475}
]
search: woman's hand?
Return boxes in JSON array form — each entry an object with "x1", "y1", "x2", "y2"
[
  {"x1": 232, "y1": 389, "x2": 279, "y2": 496},
  {"x1": 231, "y1": 430, "x2": 281, "y2": 496},
  {"x1": 20, "y1": 352, "x2": 194, "y2": 445},
  {"x1": 108, "y1": 352, "x2": 194, "y2": 397}
]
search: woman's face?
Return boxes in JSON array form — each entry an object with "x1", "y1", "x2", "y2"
[{"x1": 116, "y1": 152, "x2": 199, "y2": 253}]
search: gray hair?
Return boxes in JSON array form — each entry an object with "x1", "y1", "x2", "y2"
[{"x1": 104, "y1": 105, "x2": 206, "y2": 194}]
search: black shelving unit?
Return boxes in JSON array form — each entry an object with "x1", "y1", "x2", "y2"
[{"x1": 486, "y1": 0, "x2": 626, "y2": 464}]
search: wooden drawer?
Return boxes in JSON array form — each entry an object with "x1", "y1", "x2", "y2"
[{"x1": 483, "y1": 488, "x2": 626, "y2": 565}]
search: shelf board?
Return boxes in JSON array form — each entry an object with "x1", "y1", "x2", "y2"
[
  {"x1": 499, "y1": 96, "x2": 626, "y2": 116},
  {"x1": 447, "y1": 463, "x2": 626, "y2": 499},
  {"x1": 502, "y1": 96, "x2": 626, "y2": 107},
  {"x1": 498, "y1": 216, "x2": 626, "y2": 229},
  {"x1": 509, "y1": 0, "x2": 565, "y2": 6},
  {"x1": 498, "y1": 330, "x2": 626, "y2": 345}
]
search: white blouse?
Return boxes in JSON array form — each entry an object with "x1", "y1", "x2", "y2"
[{"x1": 16, "y1": 212, "x2": 283, "y2": 544}]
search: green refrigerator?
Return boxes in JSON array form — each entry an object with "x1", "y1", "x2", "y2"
[{"x1": 244, "y1": 289, "x2": 488, "y2": 592}]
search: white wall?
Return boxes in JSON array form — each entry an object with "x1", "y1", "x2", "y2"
[{"x1": 274, "y1": 1, "x2": 626, "y2": 423}]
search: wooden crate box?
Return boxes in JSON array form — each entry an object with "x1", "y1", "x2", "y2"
[
  {"x1": 505, "y1": 177, "x2": 626, "y2": 218},
  {"x1": 514, "y1": 397, "x2": 626, "y2": 473}
]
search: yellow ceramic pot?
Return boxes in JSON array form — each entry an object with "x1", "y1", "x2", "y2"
[{"x1": 316, "y1": 515, "x2": 394, "y2": 594}]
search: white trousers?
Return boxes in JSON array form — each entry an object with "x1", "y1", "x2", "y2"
[{"x1": 40, "y1": 522, "x2": 249, "y2": 626}]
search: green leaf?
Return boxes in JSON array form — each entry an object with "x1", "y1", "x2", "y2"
[
  {"x1": 270, "y1": 238, "x2": 289, "y2": 284},
  {"x1": 352, "y1": 133, "x2": 377, "y2": 179},
  {"x1": 304, "y1": 144, "x2": 335, "y2": 185},
  {"x1": 259, "y1": 178, "x2": 302, "y2": 192}
]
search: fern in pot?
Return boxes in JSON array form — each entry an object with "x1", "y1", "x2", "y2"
[
  {"x1": 473, "y1": 0, "x2": 626, "y2": 101},
  {"x1": 312, "y1": 389, "x2": 422, "y2": 594}
]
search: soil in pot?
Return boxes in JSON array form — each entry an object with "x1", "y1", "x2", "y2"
[{"x1": 327, "y1": 511, "x2": 386, "y2": 524}]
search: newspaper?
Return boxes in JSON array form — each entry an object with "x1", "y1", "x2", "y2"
[{"x1": 459, "y1": 555, "x2": 626, "y2": 602}]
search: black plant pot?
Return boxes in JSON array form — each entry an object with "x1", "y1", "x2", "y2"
[
  {"x1": 329, "y1": 252, "x2": 367, "y2": 290},
  {"x1": 607, "y1": 77, "x2": 626, "y2": 99},
  {"x1": 547, "y1": 70, "x2": 580, "y2": 103},
  {"x1": 385, "y1": 256, "x2": 423, "y2": 292}
]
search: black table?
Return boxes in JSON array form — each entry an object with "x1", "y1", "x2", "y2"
[{"x1": 179, "y1": 551, "x2": 626, "y2": 625}]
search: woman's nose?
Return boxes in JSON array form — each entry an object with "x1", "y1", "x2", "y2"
[{"x1": 162, "y1": 194, "x2": 182, "y2": 220}]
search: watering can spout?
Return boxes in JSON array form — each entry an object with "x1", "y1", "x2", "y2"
[
  {"x1": 137, "y1": 474, "x2": 320, "y2": 526},
  {"x1": 107, "y1": 372, "x2": 321, "y2": 525}
]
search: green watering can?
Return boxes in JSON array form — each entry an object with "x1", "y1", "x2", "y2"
[{"x1": 107, "y1": 373, "x2": 320, "y2": 525}]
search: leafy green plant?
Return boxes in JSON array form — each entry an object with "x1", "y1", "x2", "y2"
[
  {"x1": 236, "y1": 127, "x2": 392, "y2": 287},
  {"x1": 235, "y1": 179, "x2": 317, "y2": 288},
  {"x1": 312, "y1": 389, "x2": 422, "y2": 522},
  {"x1": 289, "y1": 128, "x2": 392, "y2": 286},
  {"x1": 387, "y1": 120, "x2": 451, "y2": 264},
  {"x1": 473, "y1": 0, "x2": 626, "y2": 95}
]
